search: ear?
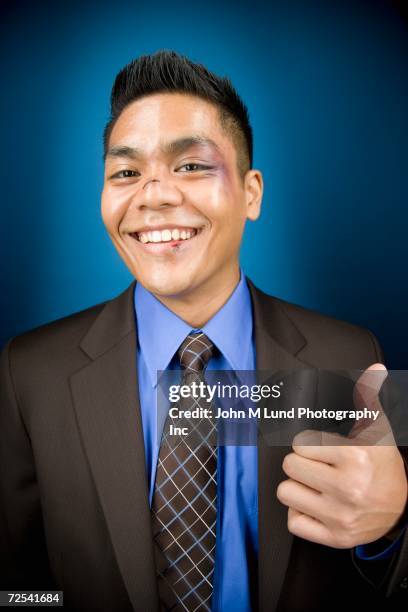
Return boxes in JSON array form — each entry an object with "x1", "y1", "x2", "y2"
[{"x1": 244, "y1": 169, "x2": 263, "y2": 221}]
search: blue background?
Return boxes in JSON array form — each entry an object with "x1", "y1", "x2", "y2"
[{"x1": 1, "y1": 0, "x2": 407, "y2": 367}]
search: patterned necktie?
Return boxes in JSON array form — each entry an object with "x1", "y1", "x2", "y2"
[{"x1": 152, "y1": 332, "x2": 217, "y2": 611}]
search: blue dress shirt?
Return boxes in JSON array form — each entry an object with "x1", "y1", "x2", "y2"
[{"x1": 134, "y1": 270, "x2": 258, "y2": 611}]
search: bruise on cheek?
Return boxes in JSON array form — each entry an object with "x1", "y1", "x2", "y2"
[
  {"x1": 189, "y1": 163, "x2": 228, "y2": 208},
  {"x1": 204, "y1": 145, "x2": 234, "y2": 190},
  {"x1": 196, "y1": 142, "x2": 226, "y2": 177},
  {"x1": 217, "y1": 161, "x2": 233, "y2": 190},
  {"x1": 207, "y1": 158, "x2": 236, "y2": 204}
]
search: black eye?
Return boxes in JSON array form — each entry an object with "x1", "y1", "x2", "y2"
[{"x1": 179, "y1": 163, "x2": 209, "y2": 172}]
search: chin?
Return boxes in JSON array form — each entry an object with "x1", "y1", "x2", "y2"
[{"x1": 135, "y1": 270, "x2": 198, "y2": 299}]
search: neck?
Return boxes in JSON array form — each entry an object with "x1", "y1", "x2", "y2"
[{"x1": 154, "y1": 264, "x2": 241, "y2": 328}]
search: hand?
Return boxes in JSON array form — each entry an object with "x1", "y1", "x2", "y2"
[{"x1": 276, "y1": 364, "x2": 408, "y2": 548}]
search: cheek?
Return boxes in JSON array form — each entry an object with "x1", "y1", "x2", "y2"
[
  {"x1": 101, "y1": 187, "x2": 132, "y2": 231},
  {"x1": 200, "y1": 180, "x2": 246, "y2": 231},
  {"x1": 194, "y1": 169, "x2": 242, "y2": 218}
]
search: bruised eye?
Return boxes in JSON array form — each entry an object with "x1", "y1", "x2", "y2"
[
  {"x1": 177, "y1": 163, "x2": 213, "y2": 172},
  {"x1": 110, "y1": 169, "x2": 139, "y2": 179}
]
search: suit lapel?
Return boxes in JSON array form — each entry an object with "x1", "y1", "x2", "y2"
[
  {"x1": 247, "y1": 279, "x2": 315, "y2": 612},
  {"x1": 69, "y1": 281, "x2": 159, "y2": 612}
]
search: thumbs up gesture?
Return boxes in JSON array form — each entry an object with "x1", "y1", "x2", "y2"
[{"x1": 276, "y1": 364, "x2": 408, "y2": 547}]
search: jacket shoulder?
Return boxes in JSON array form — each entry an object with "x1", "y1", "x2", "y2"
[
  {"x1": 278, "y1": 295, "x2": 370, "y2": 337},
  {"x1": 257, "y1": 288, "x2": 383, "y2": 366},
  {"x1": 3, "y1": 299, "x2": 107, "y2": 363}
]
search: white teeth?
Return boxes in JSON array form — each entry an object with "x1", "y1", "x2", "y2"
[{"x1": 136, "y1": 228, "x2": 199, "y2": 243}]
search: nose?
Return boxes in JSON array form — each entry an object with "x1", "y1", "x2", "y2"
[{"x1": 135, "y1": 175, "x2": 183, "y2": 210}]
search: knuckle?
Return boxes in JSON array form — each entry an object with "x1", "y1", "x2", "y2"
[
  {"x1": 347, "y1": 446, "x2": 370, "y2": 468},
  {"x1": 276, "y1": 481, "x2": 288, "y2": 503},
  {"x1": 335, "y1": 472, "x2": 366, "y2": 503},
  {"x1": 336, "y1": 510, "x2": 358, "y2": 533},
  {"x1": 347, "y1": 482, "x2": 365, "y2": 505},
  {"x1": 282, "y1": 452, "x2": 295, "y2": 474},
  {"x1": 287, "y1": 512, "x2": 299, "y2": 534}
]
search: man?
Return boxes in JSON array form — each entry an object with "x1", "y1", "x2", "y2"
[{"x1": 1, "y1": 50, "x2": 407, "y2": 611}]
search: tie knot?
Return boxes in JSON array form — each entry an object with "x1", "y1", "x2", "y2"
[{"x1": 178, "y1": 332, "x2": 214, "y2": 372}]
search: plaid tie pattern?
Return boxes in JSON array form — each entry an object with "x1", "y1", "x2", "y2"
[{"x1": 152, "y1": 332, "x2": 217, "y2": 611}]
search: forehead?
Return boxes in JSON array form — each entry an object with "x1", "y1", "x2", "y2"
[{"x1": 108, "y1": 92, "x2": 235, "y2": 160}]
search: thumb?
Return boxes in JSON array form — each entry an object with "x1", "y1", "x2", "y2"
[{"x1": 349, "y1": 363, "x2": 392, "y2": 443}]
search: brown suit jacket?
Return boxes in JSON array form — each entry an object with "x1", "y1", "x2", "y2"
[{"x1": 1, "y1": 279, "x2": 407, "y2": 611}]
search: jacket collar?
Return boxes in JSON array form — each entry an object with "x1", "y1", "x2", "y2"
[{"x1": 79, "y1": 278, "x2": 307, "y2": 363}]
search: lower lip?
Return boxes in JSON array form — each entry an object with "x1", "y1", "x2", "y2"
[{"x1": 128, "y1": 231, "x2": 203, "y2": 255}]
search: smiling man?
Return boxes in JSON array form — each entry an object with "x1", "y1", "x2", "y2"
[{"x1": 1, "y1": 50, "x2": 408, "y2": 612}]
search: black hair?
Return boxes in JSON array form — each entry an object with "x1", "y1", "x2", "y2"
[{"x1": 103, "y1": 50, "x2": 253, "y2": 178}]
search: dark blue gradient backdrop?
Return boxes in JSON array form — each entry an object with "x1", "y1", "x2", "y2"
[{"x1": 1, "y1": 0, "x2": 407, "y2": 367}]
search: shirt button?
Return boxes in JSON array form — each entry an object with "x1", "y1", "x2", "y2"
[{"x1": 400, "y1": 577, "x2": 408, "y2": 589}]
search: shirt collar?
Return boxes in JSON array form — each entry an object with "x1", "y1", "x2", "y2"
[{"x1": 134, "y1": 268, "x2": 253, "y2": 387}]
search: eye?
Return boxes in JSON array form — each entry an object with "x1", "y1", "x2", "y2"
[
  {"x1": 110, "y1": 169, "x2": 139, "y2": 179},
  {"x1": 177, "y1": 163, "x2": 212, "y2": 172}
]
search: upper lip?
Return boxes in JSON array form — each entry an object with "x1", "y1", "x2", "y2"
[{"x1": 127, "y1": 224, "x2": 203, "y2": 234}]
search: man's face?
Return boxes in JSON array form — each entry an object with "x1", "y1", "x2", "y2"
[{"x1": 102, "y1": 92, "x2": 261, "y2": 299}]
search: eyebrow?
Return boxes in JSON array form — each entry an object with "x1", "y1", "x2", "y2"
[{"x1": 104, "y1": 135, "x2": 221, "y2": 161}]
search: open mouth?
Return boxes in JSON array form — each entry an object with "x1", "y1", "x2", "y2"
[{"x1": 129, "y1": 226, "x2": 204, "y2": 245}]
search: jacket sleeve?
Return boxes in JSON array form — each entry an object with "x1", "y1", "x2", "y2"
[
  {"x1": 350, "y1": 329, "x2": 408, "y2": 602},
  {"x1": 0, "y1": 338, "x2": 56, "y2": 589}
]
